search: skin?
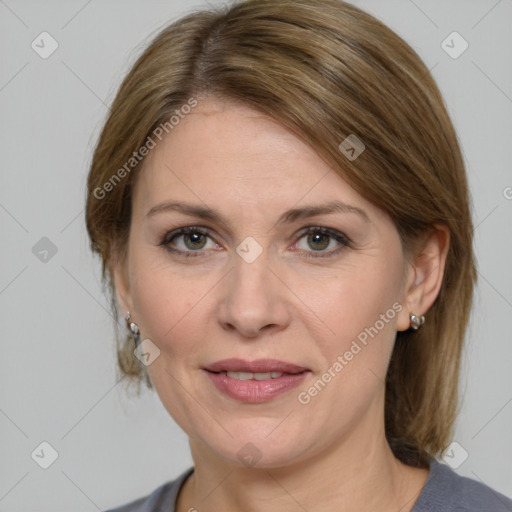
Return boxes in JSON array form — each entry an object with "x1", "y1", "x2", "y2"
[{"x1": 113, "y1": 97, "x2": 450, "y2": 512}]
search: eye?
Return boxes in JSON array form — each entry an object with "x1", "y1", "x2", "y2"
[
  {"x1": 160, "y1": 225, "x2": 352, "y2": 259},
  {"x1": 160, "y1": 226, "x2": 219, "y2": 257},
  {"x1": 293, "y1": 227, "x2": 351, "y2": 258}
]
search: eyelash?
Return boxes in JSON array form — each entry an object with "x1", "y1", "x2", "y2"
[{"x1": 159, "y1": 225, "x2": 352, "y2": 259}]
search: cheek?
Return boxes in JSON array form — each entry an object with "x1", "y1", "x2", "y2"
[
  {"x1": 128, "y1": 260, "x2": 211, "y2": 430},
  {"x1": 130, "y1": 246, "x2": 403, "y2": 353},
  {"x1": 129, "y1": 255, "x2": 215, "y2": 359},
  {"x1": 294, "y1": 270, "x2": 401, "y2": 427},
  {"x1": 310, "y1": 262, "x2": 402, "y2": 341},
  {"x1": 304, "y1": 260, "x2": 403, "y2": 399}
]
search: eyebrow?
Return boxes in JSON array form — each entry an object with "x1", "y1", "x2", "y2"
[{"x1": 145, "y1": 200, "x2": 371, "y2": 226}]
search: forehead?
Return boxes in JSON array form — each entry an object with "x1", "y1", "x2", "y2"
[{"x1": 133, "y1": 98, "x2": 379, "y2": 220}]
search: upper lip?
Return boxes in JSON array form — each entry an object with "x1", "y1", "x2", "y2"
[{"x1": 204, "y1": 358, "x2": 309, "y2": 374}]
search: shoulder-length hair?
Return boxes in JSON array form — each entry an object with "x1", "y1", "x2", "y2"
[{"x1": 85, "y1": 0, "x2": 476, "y2": 467}]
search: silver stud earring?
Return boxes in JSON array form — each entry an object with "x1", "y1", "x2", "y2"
[
  {"x1": 409, "y1": 313, "x2": 425, "y2": 330},
  {"x1": 125, "y1": 311, "x2": 140, "y2": 336}
]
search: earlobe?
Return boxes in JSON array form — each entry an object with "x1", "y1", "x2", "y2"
[{"x1": 396, "y1": 224, "x2": 450, "y2": 332}]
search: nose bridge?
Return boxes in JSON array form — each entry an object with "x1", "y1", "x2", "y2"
[
  {"x1": 217, "y1": 239, "x2": 290, "y2": 337},
  {"x1": 230, "y1": 241, "x2": 276, "y2": 311},
  {"x1": 233, "y1": 244, "x2": 272, "y2": 296}
]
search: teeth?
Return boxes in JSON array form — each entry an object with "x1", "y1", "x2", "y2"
[
  {"x1": 226, "y1": 371, "x2": 284, "y2": 380},
  {"x1": 254, "y1": 372, "x2": 271, "y2": 381}
]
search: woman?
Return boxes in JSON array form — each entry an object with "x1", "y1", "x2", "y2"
[{"x1": 86, "y1": 0, "x2": 512, "y2": 510}]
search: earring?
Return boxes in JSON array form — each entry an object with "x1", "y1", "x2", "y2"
[
  {"x1": 125, "y1": 311, "x2": 140, "y2": 336},
  {"x1": 409, "y1": 313, "x2": 425, "y2": 330}
]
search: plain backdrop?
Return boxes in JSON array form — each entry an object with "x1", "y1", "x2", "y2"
[{"x1": 1, "y1": 0, "x2": 511, "y2": 510}]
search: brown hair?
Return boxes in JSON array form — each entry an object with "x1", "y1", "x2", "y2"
[{"x1": 85, "y1": 0, "x2": 476, "y2": 466}]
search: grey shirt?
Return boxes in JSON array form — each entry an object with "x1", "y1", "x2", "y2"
[{"x1": 104, "y1": 460, "x2": 512, "y2": 511}]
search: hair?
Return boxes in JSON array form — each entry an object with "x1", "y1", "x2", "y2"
[{"x1": 85, "y1": 0, "x2": 476, "y2": 467}]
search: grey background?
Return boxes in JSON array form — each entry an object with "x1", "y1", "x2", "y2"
[{"x1": 0, "y1": 0, "x2": 511, "y2": 510}]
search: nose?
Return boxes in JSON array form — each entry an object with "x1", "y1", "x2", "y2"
[{"x1": 217, "y1": 250, "x2": 292, "y2": 339}]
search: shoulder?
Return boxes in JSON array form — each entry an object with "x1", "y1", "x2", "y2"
[
  {"x1": 413, "y1": 460, "x2": 512, "y2": 512},
  {"x1": 103, "y1": 467, "x2": 194, "y2": 512}
]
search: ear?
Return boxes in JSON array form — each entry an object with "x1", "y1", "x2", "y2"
[
  {"x1": 396, "y1": 224, "x2": 450, "y2": 331},
  {"x1": 110, "y1": 247, "x2": 134, "y2": 320}
]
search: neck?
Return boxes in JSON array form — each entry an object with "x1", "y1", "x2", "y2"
[{"x1": 176, "y1": 401, "x2": 428, "y2": 512}]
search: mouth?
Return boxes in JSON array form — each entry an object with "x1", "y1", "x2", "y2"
[
  {"x1": 204, "y1": 358, "x2": 309, "y2": 375},
  {"x1": 203, "y1": 358, "x2": 310, "y2": 403},
  {"x1": 213, "y1": 370, "x2": 290, "y2": 381}
]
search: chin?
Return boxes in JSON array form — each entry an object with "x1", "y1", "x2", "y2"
[{"x1": 196, "y1": 421, "x2": 313, "y2": 470}]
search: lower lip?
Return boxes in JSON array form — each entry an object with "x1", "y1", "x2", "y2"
[{"x1": 205, "y1": 371, "x2": 310, "y2": 403}]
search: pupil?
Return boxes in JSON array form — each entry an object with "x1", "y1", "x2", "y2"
[
  {"x1": 309, "y1": 233, "x2": 329, "y2": 250},
  {"x1": 186, "y1": 233, "x2": 205, "y2": 249}
]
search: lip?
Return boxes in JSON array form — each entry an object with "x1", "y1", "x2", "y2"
[
  {"x1": 204, "y1": 358, "x2": 308, "y2": 374},
  {"x1": 203, "y1": 358, "x2": 310, "y2": 403}
]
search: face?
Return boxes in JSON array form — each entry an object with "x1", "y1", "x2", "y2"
[{"x1": 116, "y1": 98, "x2": 416, "y2": 469}]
